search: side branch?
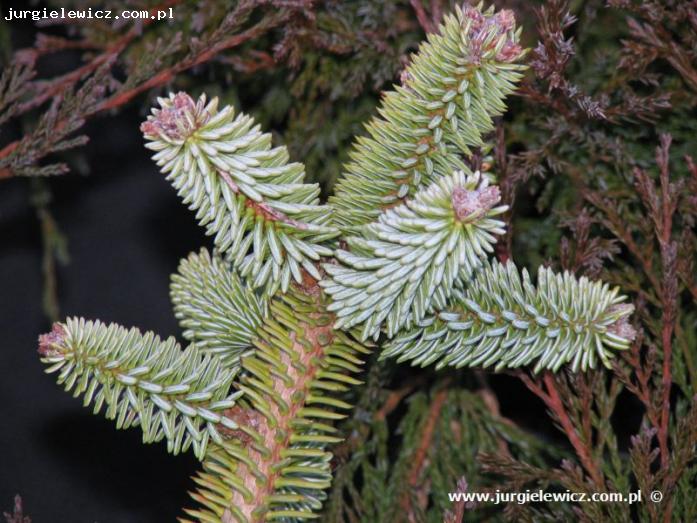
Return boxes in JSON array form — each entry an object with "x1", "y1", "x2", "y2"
[
  {"x1": 519, "y1": 372, "x2": 605, "y2": 487},
  {"x1": 0, "y1": 9, "x2": 284, "y2": 179}
]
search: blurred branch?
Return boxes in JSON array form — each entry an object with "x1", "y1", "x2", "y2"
[
  {"x1": 3, "y1": 496, "x2": 30, "y2": 523},
  {"x1": 30, "y1": 179, "x2": 69, "y2": 322},
  {"x1": 0, "y1": 1, "x2": 288, "y2": 180}
]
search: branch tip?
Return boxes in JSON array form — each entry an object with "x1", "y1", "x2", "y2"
[
  {"x1": 461, "y1": 5, "x2": 523, "y2": 63},
  {"x1": 607, "y1": 303, "x2": 637, "y2": 342},
  {"x1": 140, "y1": 92, "x2": 210, "y2": 141},
  {"x1": 38, "y1": 323, "x2": 67, "y2": 357},
  {"x1": 452, "y1": 184, "x2": 501, "y2": 221}
]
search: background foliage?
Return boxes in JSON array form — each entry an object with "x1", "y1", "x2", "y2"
[{"x1": 1, "y1": 0, "x2": 696, "y2": 521}]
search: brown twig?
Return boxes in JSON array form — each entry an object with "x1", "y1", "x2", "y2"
[
  {"x1": 14, "y1": 0, "x2": 183, "y2": 116},
  {"x1": 519, "y1": 372, "x2": 604, "y2": 487},
  {"x1": 442, "y1": 477, "x2": 469, "y2": 523},
  {"x1": 653, "y1": 136, "x2": 678, "y2": 523},
  {"x1": 0, "y1": 6, "x2": 284, "y2": 179},
  {"x1": 401, "y1": 384, "x2": 450, "y2": 520},
  {"x1": 375, "y1": 377, "x2": 425, "y2": 422},
  {"x1": 100, "y1": 13, "x2": 282, "y2": 113},
  {"x1": 410, "y1": 0, "x2": 436, "y2": 34}
]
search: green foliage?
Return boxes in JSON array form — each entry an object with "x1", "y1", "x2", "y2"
[
  {"x1": 468, "y1": 1, "x2": 697, "y2": 520},
  {"x1": 183, "y1": 286, "x2": 369, "y2": 523},
  {"x1": 142, "y1": 93, "x2": 338, "y2": 297},
  {"x1": 38, "y1": 318, "x2": 240, "y2": 460},
  {"x1": 171, "y1": 248, "x2": 266, "y2": 370},
  {"x1": 326, "y1": 368, "x2": 568, "y2": 523},
  {"x1": 322, "y1": 170, "x2": 507, "y2": 340},
  {"x1": 32, "y1": 2, "x2": 653, "y2": 522},
  {"x1": 382, "y1": 260, "x2": 635, "y2": 372},
  {"x1": 330, "y1": 4, "x2": 526, "y2": 232}
]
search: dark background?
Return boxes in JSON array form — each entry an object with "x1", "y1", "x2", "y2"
[
  {"x1": 0, "y1": 106, "x2": 210, "y2": 521},
  {"x1": 0, "y1": 1, "x2": 222, "y2": 519}
]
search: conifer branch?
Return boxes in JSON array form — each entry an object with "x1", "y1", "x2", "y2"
[
  {"x1": 171, "y1": 248, "x2": 266, "y2": 369},
  {"x1": 0, "y1": 1, "x2": 286, "y2": 180},
  {"x1": 38, "y1": 319, "x2": 240, "y2": 459},
  {"x1": 322, "y1": 170, "x2": 507, "y2": 340},
  {"x1": 330, "y1": 4, "x2": 526, "y2": 232},
  {"x1": 183, "y1": 280, "x2": 369, "y2": 522},
  {"x1": 31, "y1": 3, "x2": 644, "y2": 521},
  {"x1": 381, "y1": 260, "x2": 636, "y2": 372},
  {"x1": 142, "y1": 93, "x2": 338, "y2": 297}
]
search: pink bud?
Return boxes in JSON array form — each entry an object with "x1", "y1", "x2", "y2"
[
  {"x1": 607, "y1": 303, "x2": 637, "y2": 342},
  {"x1": 496, "y1": 41, "x2": 523, "y2": 63},
  {"x1": 493, "y1": 10, "x2": 516, "y2": 33},
  {"x1": 452, "y1": 185, "x2": 501, "y2": 221},
  {"x1": 140, "y1": 92, "x2": 208, "y2": 141},
  {"x1": 38, "y1": 323, "x2": 67, "y2": 357}
]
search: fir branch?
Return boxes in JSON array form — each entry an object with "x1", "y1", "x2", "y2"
[
  {"x1": 142, "y1": 93, "x2": 338, "y2": 296},
  {"x1": 170, "y1": 248, "x2": 266, "y2": 369},
  {"x1": 183, "y1": 280, "x2": 369, "y2": 522},
  {"x1": 330, "y1": 3, "x2": 526, "y2": 232},
  {"x1": 23, "y1": 2, "x2": 660, "y2": 520},
  {"x1": 38, "y1": 319, "x2": 240, "y2": 460},
  {"x1": 382, "y1": 260, "x2": 636, "y2": 373},
  {"x1": 322, "y1": 170, "x2": 507, "y2": 340}
]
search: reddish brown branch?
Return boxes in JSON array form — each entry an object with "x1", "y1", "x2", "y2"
[
  {"x1": 99, "y1": 15, "x2": 280, "y2": 114},
  {"x1": 658, "y1": 300, "x2": 674, "y2": 477},
  {"x1": 410, "y1": 0, "x2": 437, "y2": 34},
  {"x1": 519, "y1": 372, "x2": 604, "y2": 487},
  {"x1": 375, "y1": 378, "x2": 425, "y2": 422},
  {"x1": 655, "y1": 136, "x2": 677, "y2": 484},
  {"x1": 0, "y1": 7, "x2": 283, "y2": 178},
  {"x1": 401, "y1": 385, "x2": 450, "y2": 519},
  {"x1": 409, "y1": 388, "x2": 448, "y2": 485},
  {"x1": 15, "y1": 0, "x2": 182, "y2": 115},
  {"x1": 223, "y1": 276, "x2": 333, "y2": 522},
  {"x1": 443, "y1": 477, "x2": 469, "y2": 523}
]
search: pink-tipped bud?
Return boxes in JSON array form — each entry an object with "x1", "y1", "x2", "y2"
[
  {"x1": 452, "y1": 185, "x2": 501, "y2": 221},
  {"x1": 461, "y1": 5, "x2": 486, "y2": 34},
  {"x1": 493, "y1": 9, "x2": 516, "y2": 34},
  {"x1": 140, "y1": 92, "x2": 208, "y2": 141},
  {"x1": 496, "y1": 41, "x2": 524, "y2": 63},
  {"x1": 607, "y1": 303, "x2": 637, "y2": 342},
  {"x1": 38, "y1": 323, "x2": 67, "y2": 357},
  {"x1": 461, "y1": 5, "x2": 522, "y2": 64}
]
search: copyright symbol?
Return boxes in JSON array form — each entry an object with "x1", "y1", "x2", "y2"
[{"x1": 650, "y1": 490, "x2": 663, "y2": 503}]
